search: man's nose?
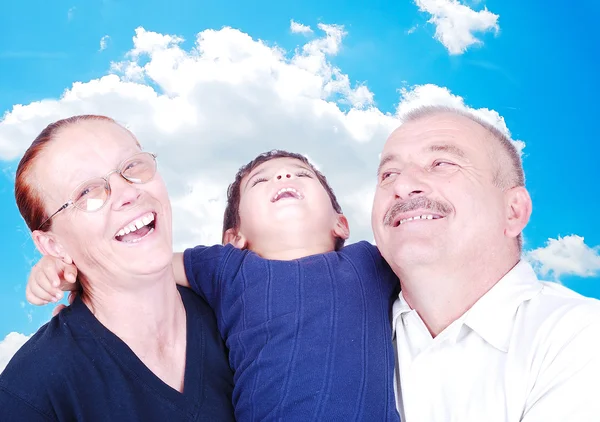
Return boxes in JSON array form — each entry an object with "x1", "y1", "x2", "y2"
[{"x1": 392, "y1": 165, "x2": 430, "y2": 200}]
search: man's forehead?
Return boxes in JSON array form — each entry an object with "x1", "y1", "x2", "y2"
[{"x1": 384, "y1": 114, "x2": 487, "y2": 152}]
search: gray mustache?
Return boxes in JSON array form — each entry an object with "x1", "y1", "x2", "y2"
[{"x1": 384, "y1": 196, "x2": 452, "y2": 226}]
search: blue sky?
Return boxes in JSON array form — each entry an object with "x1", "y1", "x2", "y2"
[{"x1": 1, "y1": 0, "x2": 599, "y2": 362}]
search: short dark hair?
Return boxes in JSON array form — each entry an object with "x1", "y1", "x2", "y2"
[{"x1": 222, "y1": 150, "x2": 346, "y2": 250}]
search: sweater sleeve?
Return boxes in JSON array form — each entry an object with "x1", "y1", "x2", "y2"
[{"x1": 183, "y1": 244, "x2": 229, "y2": 309}]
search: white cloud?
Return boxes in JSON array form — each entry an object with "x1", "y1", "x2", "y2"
[
  {"x1": 290, "y1": 20, "x2": 313, "y2": 35},
  {"x1": 0, "y1": 24, "x2": 516, "y2": 249},
  {"x1": 100, "y1": 35, "x2": 110, "y2": 51},
  {"x1": 67, "y1": 7, "x2": 76, "y2": 21},
  {"x1": 407, "y1": 25, "x2": 419, "y2": 35},
  {"x1": 0, "y1": 332, "x2": 31, "y2": 373},
  {"x1": 526, "y1": 235, "x2": 600, "y2": 280},
  {"x1": 414, "y1": 0, "x2": 499, "y2": 54}
]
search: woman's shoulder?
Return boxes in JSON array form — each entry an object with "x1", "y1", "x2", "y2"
[
  {"x1": 1, "y1": 314, "x2": 79, "y2": 378},
  {"x1": 0, "y1": 315, "x2": 82, "y2": 417}
]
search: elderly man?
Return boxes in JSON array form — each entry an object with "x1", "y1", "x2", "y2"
[{"x1": 372, "y1": 106, "x2": 600, "y2": 421}]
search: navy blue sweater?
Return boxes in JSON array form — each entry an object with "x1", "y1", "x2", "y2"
[
  {"x1": 0, "y1": 286, "x2": 234, "y2": 421},
  {"x1": 184, "y1": 240, "x2": 400, "y2": 421}
]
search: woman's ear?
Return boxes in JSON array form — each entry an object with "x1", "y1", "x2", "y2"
[
  {"x1": 31, "y1": 230, "x2": 73, "y2": 263},
  {"x1": 223, "y1": 229, "x2": 248, "y2": 250}
]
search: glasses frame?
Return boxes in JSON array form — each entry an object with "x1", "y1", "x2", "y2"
[{"x1": 37, "y1": 152, "x2": 157, "y2": 230}]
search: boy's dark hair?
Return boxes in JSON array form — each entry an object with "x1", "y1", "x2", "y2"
[{"x1": 223, "y1": 150, "x2": 346, "y2": 250}]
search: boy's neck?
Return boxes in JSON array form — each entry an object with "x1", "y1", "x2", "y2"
[{"x1": 251, "y1": 235, "x2": 336, "y2": 260}]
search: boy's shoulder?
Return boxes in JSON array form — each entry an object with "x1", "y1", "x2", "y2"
[{"x1": 338, "y1": 240, "x2": 382, "y2": 260}]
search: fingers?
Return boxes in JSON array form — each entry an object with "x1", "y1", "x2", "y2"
[
  {"x1": 26, "y1": 257, "x2": 67, "y2": 305},
  {"x1": 58, "y1": 262, "x2": 78, "y2": 289},
  {"x1": 25, "y1": 282, "x2": 51, "y2": 306}
]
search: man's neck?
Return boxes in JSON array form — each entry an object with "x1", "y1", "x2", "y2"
[{"x1": 395, "y1": 255, "x2": 520, "y2": 337}]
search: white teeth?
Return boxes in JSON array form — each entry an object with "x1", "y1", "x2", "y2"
[
  {"x1": 272, "y1": 187, "x2": 302, "y2": 201},
  {"x1": 398, "y1": 214, "x2": 439, "y2": 225},
  {"x1": 124, "y1": 228, "x2": 154, "y2": 243},
  {"x1": 115, "y1": 212, "x2": 155, "y2": 238}
]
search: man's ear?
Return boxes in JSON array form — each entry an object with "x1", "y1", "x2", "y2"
[
  {"x1": 31, "y1": 230, "x2": 73, "y2": 264},
  {"x1": 223, "y1": 228, "x2": 248, "y2": 250},
  {"x1": 504, "y1": 186, "x2": 532, "y2": 239},
  {"x1": 332, "y1": 214, "x2": 350, "y2": 241}
]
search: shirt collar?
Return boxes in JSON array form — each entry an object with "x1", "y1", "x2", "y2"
[
  {"x1": 462, "y1": 260, "x2": 543, "y2": 352},
  {"x1": 391, "y1": 291, "x2": 413, "y2": 339},
  {"x1": 391, "y1": 261, "x2": 544, "y2": 350}
]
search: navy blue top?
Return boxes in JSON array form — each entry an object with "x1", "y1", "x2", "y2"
[
  {"x1": 184, "y1": 240, "x2": 400, "y2": 421},
  {"x1": 0, "y1": 286, "x2": 234, "y2": 422}
]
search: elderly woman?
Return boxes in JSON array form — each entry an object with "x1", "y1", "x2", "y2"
[{"x1": 0, "y1": 115, "x2": 235, "y2": 420}]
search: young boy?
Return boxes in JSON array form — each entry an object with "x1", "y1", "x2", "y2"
[{"x1": 27, "y1": 150, "x2": 400, "y2": 421}]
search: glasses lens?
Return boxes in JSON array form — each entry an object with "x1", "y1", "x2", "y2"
[
  {"x1": 121, "y1": 153, "x2": 157, "y2": 184},
  {"x1": 73, "y1": 179, "x2": 109, "y2": 212}
]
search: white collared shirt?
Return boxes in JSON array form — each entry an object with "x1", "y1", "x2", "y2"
[{"x1": 392, "y1": 261, "x2": 600, "y2": 422}]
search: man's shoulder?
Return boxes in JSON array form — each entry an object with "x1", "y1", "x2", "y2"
[
  {"x1": 531, "y1": 280, "x2": 600, "y2": 320},
  {"x1": 519, "y1": 280, "x2": 600, "y2": 351}
]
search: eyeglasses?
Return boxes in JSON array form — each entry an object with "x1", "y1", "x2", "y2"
[{"x1": 38, "y1": 152, "x2": 158, "y2": 230}]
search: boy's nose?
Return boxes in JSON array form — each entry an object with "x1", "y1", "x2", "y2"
[{"x1": 275, "y1": 171, "x2": 293, "y2": 180}]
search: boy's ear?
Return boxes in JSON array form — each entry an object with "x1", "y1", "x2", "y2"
[
  {"x1": 504, "y1": 186, "x2": 532, "y2": 239},
  {"x1": 332, "y1": 214, "x2": 350, "y2": 241},
  {"x1": 223, "y1": 228, "x2": 248, "y2": 250},
  {"x1": 31, "y1": 230, "x2": 73, "y2": 264}
]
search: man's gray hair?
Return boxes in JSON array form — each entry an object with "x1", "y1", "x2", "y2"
[{"x1": 400, "y1": 105, "x2": 525, "y2": 189}]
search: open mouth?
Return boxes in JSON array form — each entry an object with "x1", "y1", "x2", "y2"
[
  {"x1": 393, "y1": 214, "x2": 444, "y2": 227},
  {"x1": 271, "y1": 187, "x2": 303, "y2": 202},
  {"x1": 114, "y1": 212, "x2": 156, "y2": 243}
]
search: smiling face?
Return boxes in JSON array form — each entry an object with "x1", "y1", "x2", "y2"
[
  {"x1": 372, "y1": 112, "x2": 522, "y2": 271},
  {"x1": 236, "y1": 157, "x2": 346, "y2": 252},
  {"x1": 32, "y1": 119, "x2": 173, "y2": 285}
]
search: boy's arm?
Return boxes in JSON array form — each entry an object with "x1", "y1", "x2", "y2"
[
  {"x1": 182, "y1": 244, "x2": 229, "y2": 306},
  {"x1": 172, "y1": 252, "x2": 190, "y2": 288},
  {"x1": 26, "y1": 256, "x2": 78, "y2": 306}
]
